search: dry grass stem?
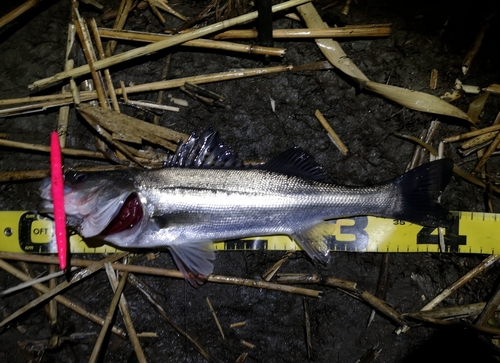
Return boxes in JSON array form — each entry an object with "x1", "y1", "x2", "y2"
[
  {"x1": 89, "y1": 19, "x2": 120, "y2": 112},
  {"x1": 2, "y1": 64, "x2": 295, "y2": 111},
  {"x1": 0, "y1": 0, "x2": 40, "y2": 28},
  {"x1": 0, "y1": 253, "x2": 127, "y2": 330},
  {"x1": 277, "y1": 273, "x2": 357, "y2": 290},
  {"x1": 407, "y1": 302, "x2": 492, "y2": 320},
  {"x1": 304, "y1": 298, "x2": 312, "y2": 358},
  {"x1": 315, "y1": 109, "x2": 348, "y2": 155},
  {"x1": 0, "y1": 259, "x2": 127, "y2": 337},
  {"x1": 127, "y1": 273, "x2": 212, "y2": 361},
  {"x1": 206, "y1": 297, "x2": 225, "y2": 339},
  {"x1": 105, "y1": 264, "x2": 147, "y2": 363},
  {"x1": 0, "y1": 267, "x2": 78, "y2": 297},
  {"x1": 236, "y1": 352, "x2": 248, "y2": 363},
  {"x1": 408, "y1": 313, "x2": 500, "y2": 336},
  {"x1": 48, "y1": 264, "x2": 58, "y2": 327},
  {"x1": 146, "y1": 0, "x2": 166, "y2": 24},
  {"x1": 0, "y1": 252, "x2": 322, "y2": 298},
  {"x1": 460, "y1": 132, "x2": 498, "y2": 149},
  {"x1": 277, "y1": 273, "x2": 408, "y2": 329},
  {"x1": 98, "y1": 28, "x2": 286, "y2": 57},
  {"x1": 430, "y1": 69, "x2": 438, "y2": 90},
  {"x1": 125, "y1": 99, "x2": 180, "y2": 112},
  {"x1": 106, "y1": 0, "x2": 134, "y2": 57},
  {"x1": 74, "y1": 9, "x2": 108, "y2": 109},
  {"x1": 0, "y1": 165, "x2": 127, "y2": 182},
  {"x1": 213, "y1": 25, "x2": 392, "y2": 39},
  {"x1": 29, "y1": 0, "x2": 311, "y2": 90},
  {"x1": 262, "y1": 251, "x2": 294, "y2": 281},
  {"x1": 475, "y1": 281, "x2": 500, "y2": 326},
  {"x1": 342, "y1": 0, "x2": 352, "y2": 15},
  {"x1": 484, "y1": 84, "x2": 500, "y2": 95},
  {"x1": 241, "y1": 340, "x2": 255, "y2": 349},
  {"x1": 421, "y1": 254, "x2": 500, "y2": 311},
  {"x1": 136, "y1": 332, "x2": 158, "y2": 338},
  {"x1": 230, "y1": 321, "x2": 246, "y2": 328},
  {"x1": 57, "y1": 23, "x2": 77, "y2": 147},
  {"x1": 0, "y1": 169, "x2": 51, "y2": 182},
  {"x1": 462, "y1": 21, "x2": 489, "y2": 75},
  {"x1": 444, "y1": 124, "x2": 500, "y2": 143},
  {"x1": 151, "y1": 0, "x2": 187, "y2": 21},
  {"x1": 89, "y1": 266, "x2": 130, "y2": 363},
  {"x1": 0, "y1": 138, "x2": 106, "y2": 159}
]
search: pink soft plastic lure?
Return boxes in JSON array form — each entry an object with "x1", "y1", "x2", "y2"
[{"x1": 50, "y1": 131, "x2": 67, "y2": 270}]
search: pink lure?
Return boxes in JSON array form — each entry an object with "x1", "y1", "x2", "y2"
[{"x1": 50, "y1": 131, "x2": 67, "y2": 270}]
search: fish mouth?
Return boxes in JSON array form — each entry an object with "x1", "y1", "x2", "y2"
[{"x1": 99, "y1": 193, "x2": 144, "y2": 237}]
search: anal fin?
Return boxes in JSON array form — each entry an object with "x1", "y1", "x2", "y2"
[
  {"x1": 169, "y1": 242, "x2": 215, "y2": 287},
  {"x1": 292, "y1": 222, "x2": 335, "y2": 264}
]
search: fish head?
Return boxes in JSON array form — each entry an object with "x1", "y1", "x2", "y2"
[{"x1": 40, "y1": 170, "x2": 147, "y2": 243}]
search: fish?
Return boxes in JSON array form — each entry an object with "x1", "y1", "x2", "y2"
[{"x1": 40, "y1": 129, "x2": 453, "y2": 286}]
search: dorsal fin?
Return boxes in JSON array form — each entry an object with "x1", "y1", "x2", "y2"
[
  {"x1": 165, "y1": 128, "x2": 243, "y2": 168},
  {"x1": 259, "y1": 147, "x2": 327, "y2": 181}
]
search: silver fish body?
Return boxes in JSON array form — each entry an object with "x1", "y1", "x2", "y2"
[{"x1": 40, "y1": 131, "x2": 453, "y2": 285}]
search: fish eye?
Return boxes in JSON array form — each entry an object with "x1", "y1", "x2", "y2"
[{"x1": 72, "y1": 172, "x2": 87, "y2": 183}]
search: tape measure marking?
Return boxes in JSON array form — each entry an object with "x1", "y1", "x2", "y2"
[{"x1": 1, "y1": 211, "x2": 499, "y2": 254}]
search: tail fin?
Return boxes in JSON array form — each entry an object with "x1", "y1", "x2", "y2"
[{"x1": 389, "y1": 159, "x2": 453, "y2": 227}]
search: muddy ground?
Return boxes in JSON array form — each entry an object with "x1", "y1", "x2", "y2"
[{"x1": 1, "y1": 0, "x2": 500, "y2": 362}]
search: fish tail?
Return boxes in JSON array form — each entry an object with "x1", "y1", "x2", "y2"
[{"x1": 388, "y1": 158, "x2": 454, "y2": 227}]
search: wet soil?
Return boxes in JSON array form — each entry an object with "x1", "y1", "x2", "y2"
[{"x1": 1, "y1": 0, "x2": 500, "y2": 362}]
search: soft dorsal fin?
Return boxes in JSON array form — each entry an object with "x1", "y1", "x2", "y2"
[
  {"x1": 259, "y1": 147, "x2": 327, "y2": 181},
  {"x1": 165, "y1": 128, "x2": 243, "y2": 168}
]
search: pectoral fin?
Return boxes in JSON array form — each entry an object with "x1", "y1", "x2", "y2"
[
  {"x1": 292, "y1": 222, "x2": 334, "y2": 264},
  {"x1": 169, "y1": 242, "x2": 215, "y2": 287}
]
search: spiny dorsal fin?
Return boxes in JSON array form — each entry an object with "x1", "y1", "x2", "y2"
[
  {"x1": 165, "y1": 128, "x2": 243, "y2": 168},
  {"x1": 259, "y1": 147, "x2": 327, "y2": 181}
]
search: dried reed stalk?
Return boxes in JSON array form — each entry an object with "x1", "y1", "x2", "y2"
[
  {"x1": 315, "y1": 109, "x2": 348, "y2": 155},
  {"x1": 0, "y1": 138, "x2": 106, "y2": 159},
  {"x1": 213, "y1": 25, "x2": 392, "y2": 39},
  {"x1": 98, "y1": 28, "x2": 286, "y2": 57},
  {"x1": 277, "y1": 273, "x2": 408, "y2": 330},
  {"x1": 462, "y1": 21, "x2": 490, "y2": 75},
  {"x1": 206, "y1": 297, "x2": 225, "y2": 339},
  {"x1": 0, "y1": 254, "x2": 127, "y2": 329},
  {"x1": 429, "y1": 69, "x2": 438, "y2": 90},
  {"x1": 0, "y1": 253, "x2": 322, "y2": 298},
  {"x1": 262, "y1": 251, "x2": 294, "y2": 281},
  {"x1": 48, "y1": 264, "x2": 58, "y2": 326},
  {"x1": 0, "y1": 267, "x2": 78, "y2": 297},
  {"x1": 127, "y1": 273, "x2": 211, "y2": 361},
  {"x1": 89, "y1": 19, "x2": 120, "y2": 111},
  {"x1": 105, "y1": 264, "x2": 147, "y2": 362},
  {"x1": 420, "y1": 254, "x2": 500, "y2": 311},
  {"x1": 57, "y1": 23, "x2": 77, "y2": 147},
  {"x1": 444, "y1": 124, "x2": 500, "y2": 143},
  {"x1": 407, "y1": 302, "x2": 492, "y2": 320},
  {"x1": 475, "y1": 282, "x2": 500, "y2": 326},
  {"x1": 2, "y1": 64, "x2": 294, "y2": 112},
  {"x1": 74, "y1": 9, "x2": 108, "y2": 108},
  {"x1": 0, "y1": 256, "x2": 127, "y2": 337},
  {"x1": 89, "y1": 267, "x2": 130, "y2": 363},
  {"x1": 29, "y1": 0, "x2": 311, "y2": 90},
  {"x1": 0, "y1": 0, "x2": 40, "y2": 28},
  {"x1": 106, "y1": 0, "x2": 134, "y2": 56}
]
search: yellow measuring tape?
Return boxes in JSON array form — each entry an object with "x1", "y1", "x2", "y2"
[{"x1": 0, "y1": 211, "x2": 498, "y2": 254}]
